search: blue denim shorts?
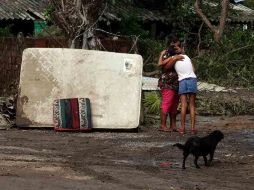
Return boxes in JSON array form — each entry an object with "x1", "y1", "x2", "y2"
[{"x1": 179, "y1": 78, "x2": 197, "y2": 95}]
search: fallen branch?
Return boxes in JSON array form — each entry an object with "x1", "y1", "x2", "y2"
[{"x1": 220, "y1": 44, "x2": 254, "y2": 59}]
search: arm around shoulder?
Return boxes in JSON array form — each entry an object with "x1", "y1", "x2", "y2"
[
  {"x1": 164, "y1": 55, "x2": 185, "y2": 70},
  {"x1": 157, "y1": 50, "x2": 167, "y2": 66}
]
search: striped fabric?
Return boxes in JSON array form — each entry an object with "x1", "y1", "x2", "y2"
[{"x1": 53, "y1": 98, "x2": 92, "y2": 132}]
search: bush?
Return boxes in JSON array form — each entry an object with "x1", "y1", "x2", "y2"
[
  {"x1": 0, "y1": 26, "x2": 13, "y2": 37},
  {"x1": 35, "y1": 25, "x2": 64, "y2": 37},
  {"x1": 143, "y1": 91, "x2": 161, "y2": 114},
  {"x1": 194, "y1": 28, "x2": 254, "y2": 88}
]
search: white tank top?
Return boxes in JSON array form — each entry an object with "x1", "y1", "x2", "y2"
[{"x1": 174, "y1": 55, "x2": 196, "y2": 81}]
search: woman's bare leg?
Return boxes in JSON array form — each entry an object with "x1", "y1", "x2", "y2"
[
  {"x1": 189, "y1": 93, "x2": 196, "y2": 132},
  {"x1": 169, "y1": 113, "x2": 177, "y2": 130},
  {"x1": 160, "y1": 111, "x2": 170, "y2": 131},
  {"x1": 180, "y1": 94, "x2": 187, "y2": 132}
]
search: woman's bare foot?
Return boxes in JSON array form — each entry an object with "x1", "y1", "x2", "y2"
[
  {"x1": 178, "y1": 127, "x2": 186, "y2": 135},
  {"x1": 159, "y1": 127, "x2": 171, "y2": 132},
  {"x1": 169, "y1": 128, "x2": 178, "y2": 132}
]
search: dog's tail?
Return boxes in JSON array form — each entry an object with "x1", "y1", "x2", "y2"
[{"x1": 173, "y1": 143, "x2": 185, "y2": 150}]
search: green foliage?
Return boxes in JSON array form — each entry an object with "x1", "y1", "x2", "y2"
[
  {"x1": 0, "y1": 26, "x2": 12, "y2": 37},
  {"x1": 117, "y1": 10, "x2": 163, "y2": 62},
  {"x1": 108, "y1": 0, "x2": 132, "y2": 4},
  {"x1": 43, "y1": 4, "x2": 55, "y2": 23},
  {"x1": 245, "y1": 0, "x2": 254, "y2": 9},
  {"x1": 119, "y1": 14, "x2": 149, "y2": 38},
  {"x1": 35, "y1": 25, "x2": 64, "y2": 37},
  {"x1": 143, "y1": 92, "x2": 161, "y2": 114},
  {"x1": 139, "y1": 39, "x2": 164, "y2": 61},
  {"x1": 138, "y1": 39, "x2": 165, "y2": 74},
  {"x1": 197, "y1": 92, "x2": 254, "y2": 116},
  {"x1": 194, "y1": 28, "x2": 254, "y2": 87},
  {"x1": 165, "y1": 0, "x2": 197, "y2": 31},
  {"x1": 159, "y1": 1, "x2": 200, "y2": 54}
]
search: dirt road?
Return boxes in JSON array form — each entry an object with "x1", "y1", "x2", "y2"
[{"x1": 0, "y1": 115, "x2": 253, "y2": 190}]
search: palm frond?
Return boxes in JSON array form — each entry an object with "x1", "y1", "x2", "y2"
[{"x1": 143, "y1": 91, "x2": 161, "y2": 114}]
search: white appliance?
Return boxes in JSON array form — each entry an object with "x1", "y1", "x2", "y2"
[{"x1": 16, "y1": 48, "x2": 143, "y2": 129}]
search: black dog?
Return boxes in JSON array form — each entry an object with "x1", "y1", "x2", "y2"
[{"x1": 173, "y1": 130, "x2": 224, "y2": 169}]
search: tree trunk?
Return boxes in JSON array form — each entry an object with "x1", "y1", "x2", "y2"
[
  {"x1": 70, "y1": 39, "x2": 76, "y2": 49},
  {"x1": 82, "y1": 31, "x2": 89, "y2": 49},
  {"x1": 49, "y1": 0, "x2": 103, "y2": 49},
  {"x1": 194, "y1": 0, "x2": 229, "y2": 43},
  {"x1": 214, "y1": 30, "x2": 222, "y2": 43}
]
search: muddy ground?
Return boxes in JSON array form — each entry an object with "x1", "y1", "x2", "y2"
[{"x1": 0, "y1": 115, "x2": 253, "y2": 190}]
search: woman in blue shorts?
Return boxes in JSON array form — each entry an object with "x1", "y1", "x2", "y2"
[{"x1": 174, "y1": 51, "x2": 197, "y2": 135}]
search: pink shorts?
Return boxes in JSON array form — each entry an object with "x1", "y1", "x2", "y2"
[{"x1": 161, "y1": 89, "x2": 179, "y2": 114}]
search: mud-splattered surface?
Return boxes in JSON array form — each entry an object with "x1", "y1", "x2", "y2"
[{"x1": 0, "y1": 115, "x2": 253, "y2": 190}]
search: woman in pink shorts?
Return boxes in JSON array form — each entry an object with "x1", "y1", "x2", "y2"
[{"x1": 157, "y1": 38, "x2": 184, "y2": 132}]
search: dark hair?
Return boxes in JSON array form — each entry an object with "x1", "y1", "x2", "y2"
[
  {"x1": 162, "y1": 44, "x2": 176, "y2": 61},
  {"x1": 171, "y1": 35, "x2": 180, "y2": 43},
  {"x1": 168, "y1": 45, "x2": 176, "y2": 56},
  {"x1": 167, "y1": 35, "x2": 181, "y2": 47}
]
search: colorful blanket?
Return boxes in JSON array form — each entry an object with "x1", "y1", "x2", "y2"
[{"x1": 53, "y1": 98, "x2": 92, "y2": 131}]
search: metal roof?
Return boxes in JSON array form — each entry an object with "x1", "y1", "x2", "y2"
[
  {"x1": 0, "y1": 0, "x2": 47, "y2": 20},
  {"x1": 102, "y1": 2, "x2": 171, "y2": 23},
  {"x1": 207, "y1": 1, "x2": 254, "y2": 23},
  {"x1": 103, "y1": 1, "x2": 254, "y2": 23},
  {"x1": 0, "y1": 1, "x2": 253, "y2": 23},
  {"x1": 231, "y1": 0, "x2": 245, "y2": 3},
  {"x1": 229, "y1": 3, "x2": 254, "y2": 22}
]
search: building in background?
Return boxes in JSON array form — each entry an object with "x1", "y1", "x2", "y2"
[{"x1": 0, "y1": 0, "x2": 48, "y2": 36}]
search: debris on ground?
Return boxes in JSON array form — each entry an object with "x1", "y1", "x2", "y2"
[{"x1": 0, "y1": 96, "x2": 16, "y2": 128}]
